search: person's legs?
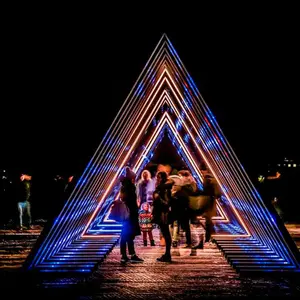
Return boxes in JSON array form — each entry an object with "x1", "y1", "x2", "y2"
[
  {"x1": 120, "y1": 236, "x2": 128, "y2": 258},
  {"x1": 120, "y1": 223, "x2": 129, "y2": 260},
  {"x1": 148, "y1": 230, "x2": 155, "y2": 245},
  {"x1": 205, "y1": 216, "x2": 213, "y2": 242},
  {"x1": 159, "y1": 228, "x2": 165, "y2": 246},
  {"x1": 170, "y1": 220, "x2": 179, "y2": 247},
  {"x1": 190, "y1": 220, "x2": 204, "y2": 256},
  {"x1": 127, "y1": 236, "x2": 135, "y2": 256},
  {"x1": 122, "y1": 221, "x2": 143, "y2": 262},
  {"x1": 184, "y1": 218, "x2": 192, "y2": 246},
  {"x1": 191, "y1": 223, "x2": 204, "y2": 249},
  {"x1": 17, "y1": 202, "x2": 24, "y2": 228},
  {"x1": 158, "y1": 223, "x2": 171, "y2": 259},
  {"x1": 128, "y1": 235, "x2": 144, "y2": 262},
  {"x1": 142, "y1": 231, "x2": 147, "y2": 246},
  {"x1": 25, "y1": 201, "x2": 32, "y2": 227}
]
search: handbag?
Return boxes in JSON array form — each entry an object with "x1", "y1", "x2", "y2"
[
  {"x1": 109, "y1": 199, "x2": 130, "y2": 222},
  {"x1": 188, "y1": 195, "x2": 211, "y2": 213}
]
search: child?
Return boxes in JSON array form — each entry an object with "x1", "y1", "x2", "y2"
[{"x1": 138, "y1": 202, "x2": 155, "y2": 246}]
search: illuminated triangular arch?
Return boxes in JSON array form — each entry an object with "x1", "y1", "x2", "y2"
[
  {"x1": 26, "y1": 34, "x2": 300, "y2": 273},
  {"x1": 87, "y1": 95, "x2": 243, "y2": 236}
]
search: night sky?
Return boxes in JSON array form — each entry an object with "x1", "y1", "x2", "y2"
[{"x1": 1, "y1": 11, "x2": 299, "y2": 180}]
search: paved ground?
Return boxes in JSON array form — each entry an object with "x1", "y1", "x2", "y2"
[
  {"x1": 0, "y1": 225, "x2": 42, "y2": 269},
  {"x1": 76, "y1": 228, "x2": 300, "y2": 299},
  {"x1": 1, "y1": 224, "x2": 300, "y2": 298}
]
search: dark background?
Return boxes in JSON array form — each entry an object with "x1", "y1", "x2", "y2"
[{"x1": 1, "y1": 8, "x2": 299, "y2": 222}]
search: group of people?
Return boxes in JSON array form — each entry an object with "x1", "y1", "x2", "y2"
[
  {"x1": 2, "y1": 173, "x2": 75, "y2": 230},
  {"x1": 117, "y1": 164, "x2": 221, "y2": 263}
]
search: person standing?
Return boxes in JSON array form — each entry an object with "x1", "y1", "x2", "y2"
[
  {"x1": 200, "y1": 169, "x2": 220, "y2": 243},
  {"x1": 139, "y1": 202, "x2": 155, "y2": 246},
  {"x1": 152, "y1": 171, "x2": 173, "y2": 262},
  {"x1": 119, "y1": 167, "x2": 144, "y2": 263},
  {"x1": 136, "y1": 170, "x2": 155, "y2": 208},
  {"x1": 16, "y1": 174, "x2": 32, "y2": 230}
]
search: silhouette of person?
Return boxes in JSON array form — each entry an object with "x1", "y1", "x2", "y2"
[
  {"x1": 119, "y1": 167, "x2": 143, "y2": 263},
  {"x1": 152, "y1": 171, "x2": 173, "y2": 262},
  {"x1": 16, "y1": 174, "x2": 32, "y2": 229}
]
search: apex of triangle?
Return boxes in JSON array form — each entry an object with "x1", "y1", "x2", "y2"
[
  {"x1": 162, "y1": 33, "x2": 169, "y2": 39},
  {"x1": 163, "y1": 33, "x2": 171, "y2": 43}
]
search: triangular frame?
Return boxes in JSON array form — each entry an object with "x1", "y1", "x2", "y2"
[{"x1": 26, "y1": 34, "x2": 300, "y2": 273}]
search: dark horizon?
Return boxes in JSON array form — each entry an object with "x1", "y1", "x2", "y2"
[{"x1": 2, "y1": 15, "x2": 299, "y2": 179}]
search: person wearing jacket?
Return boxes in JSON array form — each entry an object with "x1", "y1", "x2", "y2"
[
  {"x1": 16, "y1": 174, "x2": 32, "y2": 230},
  {"x1": 119, "y1": 167, "x2": 143, "y2": 263},
  {"x1": 152, "y1": 171, "x2": 174, "y2": 262}
]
